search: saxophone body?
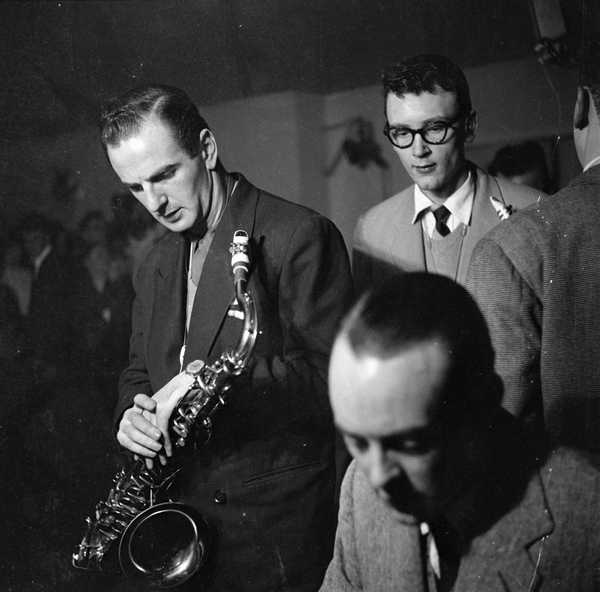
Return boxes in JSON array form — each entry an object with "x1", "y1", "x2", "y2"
[{"x1": 72, "y1": 230, "x2": 257, "y2": 588}]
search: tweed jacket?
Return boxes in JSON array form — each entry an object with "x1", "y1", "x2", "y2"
[
  {"x1": 352, "y1": 164, "x2": 541, "y2": 290},
  {"x1": 467, "y1": 165, "x2": 600, "y2": 452},
  {"x1": 320, "y1": 445, "x2": 600, "y2": 591},
  {"x1": 115, "y1": 174, "x2": 354, "y2": 591}
]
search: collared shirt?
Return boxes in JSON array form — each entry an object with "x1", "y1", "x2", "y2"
[
  {"x1": 412, "y1": 171, "x2": 474, "y2": 238},
  {"x1": 184, "y1": 176, "x2": 239, "y2": 335},
  {"x1": 32, "y1": 244, "x2": 52, "y2": 278},
  {"x1": 583, "y1": 155, "x2": 600, "y2": 173}
]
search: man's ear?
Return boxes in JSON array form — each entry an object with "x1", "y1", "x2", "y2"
[
  {"x1": 574, "y1": 86, "x2": 590, "y2": 131},
  {"x1": 199, "y1": 129, "x2": 218, "y2": 169},
  {"x1": 463, "y1": 111, "x2": 478, "y2": 143}
]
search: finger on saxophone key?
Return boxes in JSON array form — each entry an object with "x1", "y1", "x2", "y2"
[{"x1": 133, "y1": 393, "x2": 157, "y2": 412}]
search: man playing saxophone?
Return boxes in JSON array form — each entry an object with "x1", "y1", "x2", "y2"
[{"x1": 101, "y1": 85, "x2": 353, "y2": 591}]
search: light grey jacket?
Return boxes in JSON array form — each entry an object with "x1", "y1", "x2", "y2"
[{"x1": 353, "y1": 165, "x2": 541, "y2": 290}]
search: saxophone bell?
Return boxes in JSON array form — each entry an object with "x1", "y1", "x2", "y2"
[{"x1": 118, "y1": 502, "x2": 211, "y2": 589}]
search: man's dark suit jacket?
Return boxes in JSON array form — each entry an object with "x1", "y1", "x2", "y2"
[
  {"x1": 467, "y1": 165, "x2": 600, "y2": 452},
  {"x1": 115, "y1": 174, "x2": 354, "y2": 591}
]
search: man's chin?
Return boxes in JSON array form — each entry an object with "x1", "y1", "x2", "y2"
[{"x1": 158, "y1": 215, "x2": 194, "y2": 234}]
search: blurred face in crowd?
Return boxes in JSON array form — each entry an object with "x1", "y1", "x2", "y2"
[
  {"x1": 329, "y1": 334, "x2": 465, "y2": 520},
  {"x1": 106, "y1": 114, "x2": 218, "y2": 233},
  {"x1": 385, "y1": 88, "x2": 470, "y2": 203},
  {"x1": 85, "y1": 244, "x2": 110, "y2": 277},
  {"x1": 3, "y1": 242, "x2": 23, "y2": 267},
  {"x1": 81, "y1": 216, "x2": 107, "y2": 246}
]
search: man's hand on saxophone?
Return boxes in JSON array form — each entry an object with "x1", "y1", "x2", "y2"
[{"x1": 117, "y1": 371, "x2": 196, "y2": 469}]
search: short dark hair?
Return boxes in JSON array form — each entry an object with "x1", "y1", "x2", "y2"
[
  {"x1": 382, "y1": 54, "x2": 472, "y2": 117},
  {"x1": 99, "y1": 84, "x2": 209, "y2": 157},
  {"x1": 342, "y1": 272, "x2": 501, "y2": 418},
  {"x1": 488, "y1": 141, "x2": 549, "y2": 187}
]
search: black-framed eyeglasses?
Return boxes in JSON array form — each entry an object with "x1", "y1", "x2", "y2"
[{"x1": 383, "y1": 115, "x2": 463, "y2": 149}]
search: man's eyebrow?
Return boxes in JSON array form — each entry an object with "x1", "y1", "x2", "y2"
[
  {"x1": 338, "y1": 427, "x2": 432, "y2": 441},
  {"x1": 389, "y1": 116, "x2": 457, "y2": 128},
  {"x1": 124, "y1": 164, "x2": 178, "y2": 188},
  {"x1": 380, "y1": 427, "x2": 435, "y2": 445},
  {"x1": 148, "y1": 163, "x2": 178, "y2": 182}
]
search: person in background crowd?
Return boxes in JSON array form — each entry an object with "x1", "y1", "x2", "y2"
[
  {"x1": 467, "y1": 52, "x2": 600, "y2": 453},
  {"x1": 109, "y1": 191, "x2": 167, "y2": 278},
  {"x1": 70, "y1": 242, "x2": 133, "y2": 399},
  {"x1": 1, "y1": 235, "x2": 32, "y2": 317},
  {"x1": 488, "y1": 140, "x2": 552, "y2": 192},
  {"x1": 321, "y1": 273, "x2": 600, "y2": 592},
  {"x1": 78, "y1": 209, "x2": 108, "y2": 248},
  {"x1": 353, "y1": 54, "x2": 541, "y2": 291},
  {"x1": 19, "y1": 213, "x2": 71, "y2": 382}
]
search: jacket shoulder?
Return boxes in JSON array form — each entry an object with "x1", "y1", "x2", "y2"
[
  {"x1": 354, "y1": 187, "x2": 413, "y2": 239},
  {"x1": 253, "y1": 187, "x2": 346, "y2": 246},
  {"x1": 477, "y1": 166, "x2": 543, "y2": 210}
]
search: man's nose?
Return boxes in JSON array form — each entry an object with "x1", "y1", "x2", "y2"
[
  {"x1": 411, "y1": 133, "x2": 430, "y2": 158},
  {"x1": 366, "y1": 445, "x2": 396, "y2": 490},
  {"x1": 145, "y1": 184, "x2": 167, "y2": 213}
]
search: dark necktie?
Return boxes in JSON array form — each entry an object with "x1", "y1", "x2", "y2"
[
  {"x1": 433, "y1": 205, "x2": 451, "y2": 237},
  {"x1": 431, "y1": 519, "x2": 460, "y2": 592}
]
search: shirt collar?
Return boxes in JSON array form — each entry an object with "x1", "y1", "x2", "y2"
[
  {"x1": 583, "y1": 155, "x2": 600, "y2": 173},
  {"x1": 411, "y1": 170, "x2": 474, "y2": 226}
]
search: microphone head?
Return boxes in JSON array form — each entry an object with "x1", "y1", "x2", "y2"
[{"x1": 230, "y1": 230, "x2": 250, "y2": 284}]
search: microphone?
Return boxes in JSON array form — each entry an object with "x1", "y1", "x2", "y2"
[{"x1": 230, "y1": 230, "x2": 250, "y2": 289}]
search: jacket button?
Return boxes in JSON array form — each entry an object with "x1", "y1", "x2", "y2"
[{"x1": 213, "y1": 489, "x2": 227, "y2": 504}]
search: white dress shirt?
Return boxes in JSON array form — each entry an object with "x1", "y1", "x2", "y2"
[{"x1": 412, "y1": 171, "x2": 474, "y2": 238}]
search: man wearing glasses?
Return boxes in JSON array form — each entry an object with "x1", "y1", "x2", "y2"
[{"x1": 352, "y1": 54, "x2": 541, "y2": 291}]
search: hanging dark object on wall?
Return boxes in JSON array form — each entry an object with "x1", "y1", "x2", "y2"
[{"x1": 324, "y1": 117, "x2": 388, "y2": 176}]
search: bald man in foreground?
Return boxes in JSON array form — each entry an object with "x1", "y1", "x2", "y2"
[{"x1": 320, "y1": 273, "x2": 600, "y2": 592}]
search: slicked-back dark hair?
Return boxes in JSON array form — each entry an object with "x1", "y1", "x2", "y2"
[
  {"x1": 342, "y1": 272, "x2": 501, "y2": 419},
  {"x1": 99, "y1": 84, "x2": 209, "y2": 157},
  {"x1": 382, "y1": 54, "x2": 472, "y2": 117}
]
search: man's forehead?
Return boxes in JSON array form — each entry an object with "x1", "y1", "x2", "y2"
[
  {"x1": 106, "y1": 116, "x2": 181, "y2": 179},
  {"x1": 385, "y1": 88, "x2": 460, "y2": 122},
  {"x1": 329, "y1": 335, "x2": 451, "y2": 435}
]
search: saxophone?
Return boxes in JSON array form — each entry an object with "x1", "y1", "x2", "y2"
[{"x1": 72, "y1": 230, "x2": 257, "y2": 588}]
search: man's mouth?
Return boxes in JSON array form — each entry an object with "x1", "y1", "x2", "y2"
[
  {"x1": 163, "y1": 208, "x2": 182, "y2": 220},
  {"x1": 413, "y1": 163, "x2": 436, "y2": 173}
]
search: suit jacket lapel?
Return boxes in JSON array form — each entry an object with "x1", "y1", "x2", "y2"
[
  {"x1": 457, "y1": 167, "x2": 503, "y2": 283},
  {"x1": 456, "y1": 470, "x2": 554, "y2": 592},
  {"x1": 392, "y1": 190, "x2": 426, "y2": 271},
  {"x1": 151, "y1": 233, "x2": 188, "y2": 386},
  {"x1": 184, "y1": 174, "x2": 258, "y2": 364}
]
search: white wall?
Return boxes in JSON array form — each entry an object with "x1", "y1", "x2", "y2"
[{"x1": 1, "y1": 56, "x2": 580, "y2": 249}]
